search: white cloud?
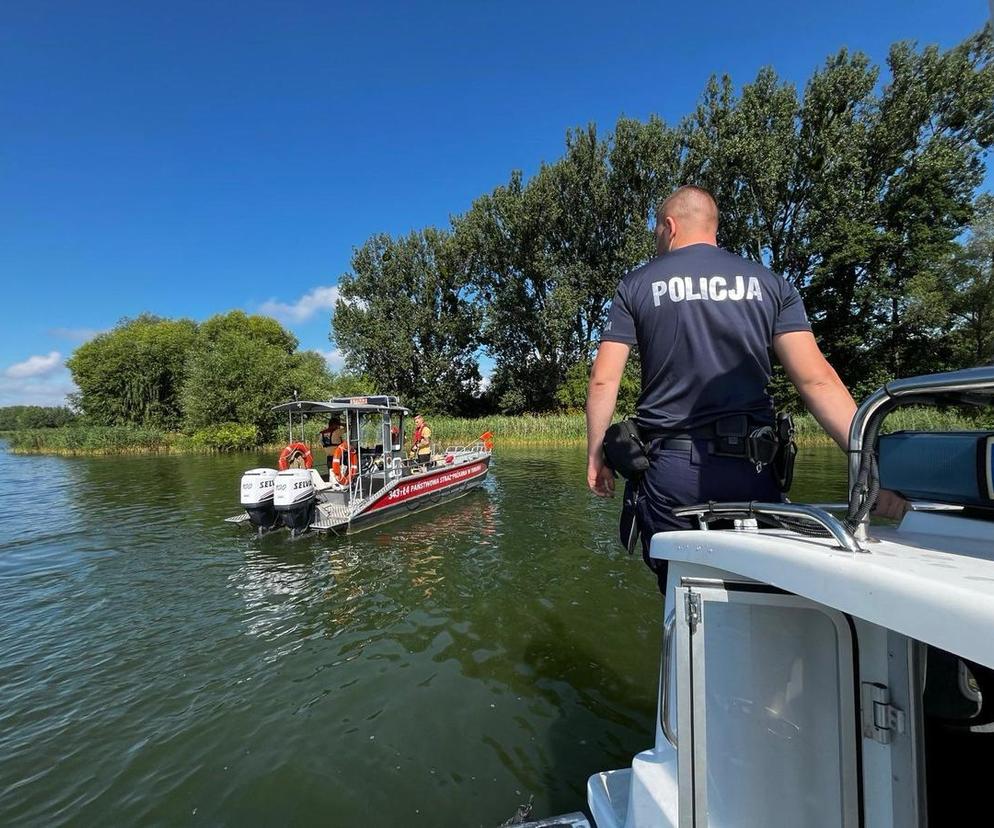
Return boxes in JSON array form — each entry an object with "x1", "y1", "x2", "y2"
[
  {"x1": 48, "y1": 327, "x2": 104, "y2": 342},
  {"x1": 0, "y1": 371, "x2": 77, "y2": 407},
  {"x1": 4, "y1": 351, "x2": 64, "y2": 379},
  {"x1": 259, "y1": 285, "x2": 340, "y2": 324},
  {"x1": 321, "y1": 349, "x2": 346, "y2": 371}
]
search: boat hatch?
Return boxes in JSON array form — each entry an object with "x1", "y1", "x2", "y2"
[{"x1": 671, "y1": 579, "x2": 860, "y2": 828}]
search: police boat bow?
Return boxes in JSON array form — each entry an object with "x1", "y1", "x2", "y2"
[
  {"x1": 226, "y1": 396, "x2": 492, "y2": 536},
  {"x1": 527, "y1": 366, "x2": 994, "y2": 828}
]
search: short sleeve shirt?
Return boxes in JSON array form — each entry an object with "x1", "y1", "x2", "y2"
[{"x1": 602, "y1": 243, "x2": 810, "y2": 432}]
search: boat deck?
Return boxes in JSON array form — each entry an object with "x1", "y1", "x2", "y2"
[{"x1": 310, "y1": 501, "x2": 354, "y2": 530}]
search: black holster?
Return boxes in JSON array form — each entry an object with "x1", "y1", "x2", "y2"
[
  {"x1": 602, "y1": 419, "x2": 649, "y2": 480},
  {"x1": 602, "y1": 420, "x2": 648, "y2": 553},
  {"x1": 772, "y1": 412, "x2": 797, "y2": 492}
]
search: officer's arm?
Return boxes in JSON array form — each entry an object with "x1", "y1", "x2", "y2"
[
  {"x1": 586, "y1": 341, "x2": 631, "y2": 496},
  {"x1": 773, "y1": 331, "x2": 855, "y2": 451}
]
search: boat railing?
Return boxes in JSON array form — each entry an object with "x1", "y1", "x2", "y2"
[
  {"x1": 673, "y1": 502, "x2": 864, "y2": 553},
  {"x1": 442, "y1": 440, "x2": 489, "y2": 457}
]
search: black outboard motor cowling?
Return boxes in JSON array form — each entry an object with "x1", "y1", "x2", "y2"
[
  {"x1": 274, "y1": 469, "x2": 315, "y2": 536},
  {"x1": 240, "y1": 468, "x2": 280, "y2": 530}
]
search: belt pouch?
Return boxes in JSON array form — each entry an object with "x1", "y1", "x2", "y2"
[{"x1": 713, "y1": 414, "x2": 749, "y2": 457}]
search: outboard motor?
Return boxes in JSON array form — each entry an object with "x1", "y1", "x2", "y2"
[
  {"x1": 240, "y1": 468, "x2": 280, "y2": 531},
  {"x1": 274, "y1": 468, "x2": 315, "y2": 537}
]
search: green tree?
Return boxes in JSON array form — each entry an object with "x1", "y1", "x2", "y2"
[
  {"x1": 66, "y1": 314, "x2": 197, "y2": 428},
  {"x1": 555, "y1": 355, "x2": 642, "y2": 416},
  {"x1": 456, "y1": 117, "x2": 679, "y2": 412},
  {"x1": 332, "y1": 228, "x2": 482, "y2": 414},
  {"x1": 947, "y1": 194, "x2": 994, "y2": 366},
  {"x1": 0, "y1": 405, "x2": 76, "y2": 430},
  {"x1": 678, "y1": 30, "x2": 993, "y2": 395},
  {"x1": 326, "y1": 370, "x2": 378, "y2": 398},
  {"x1": 182, "y1": 311, "x2": 333, "y2": 439}
]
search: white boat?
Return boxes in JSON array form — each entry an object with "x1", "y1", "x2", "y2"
[
  {"x1": 534, "y1": 366, "x2": 994, "y2": 828},
  {"x1": 227, "y1": 395, "x2": 492, "y2": 536}
]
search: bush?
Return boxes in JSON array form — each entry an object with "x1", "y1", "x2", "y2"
[{"x1": 190, "y1": 422, "x2": 259, "y2": 452}]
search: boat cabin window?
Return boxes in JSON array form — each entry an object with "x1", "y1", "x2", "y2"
[
  {"x1": 674, "y1": 583, "x2": 858, "y2": 827},
  {"x1": 922, "y1": 645, "x2": 994, "y2": 824}
]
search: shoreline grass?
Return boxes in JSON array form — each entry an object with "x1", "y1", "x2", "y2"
[{"x1": 5, "y1": 406, "x2": 994, "y2": 456}]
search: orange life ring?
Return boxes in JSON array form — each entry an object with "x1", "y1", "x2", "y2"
[
  {"x1": 278, "y1": 442, "x2": 313, "y2": 471},
  {"x1": 331, "y1": 442, "x2": 358, "y2": 485}
]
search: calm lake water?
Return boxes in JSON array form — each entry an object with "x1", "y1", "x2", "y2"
[{"x1": 0, "y1": 443, "x2": 847, "y2": 826}]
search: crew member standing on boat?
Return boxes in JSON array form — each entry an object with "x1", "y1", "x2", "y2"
[
  {"x1": 409, "y1": 415, "x2": 432, "y2": 465},
  {"x1": 586, "y1": 185, "x2": 883, "y2": 594},
  {"x1": 319, "y1": 416, "x2": 345, "y2": 474}
]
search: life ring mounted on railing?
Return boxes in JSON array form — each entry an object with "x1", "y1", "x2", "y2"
[
  {"x1": 332, "y1": 442, "x2": 359, "y2": 485},
  {"x1": 278, "y1": 441, "x2": 313, "y2": 470}
]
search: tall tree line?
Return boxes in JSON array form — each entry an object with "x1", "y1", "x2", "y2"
[{"x1": 333, "y1": 28, "x2": 994, "y2": 414}]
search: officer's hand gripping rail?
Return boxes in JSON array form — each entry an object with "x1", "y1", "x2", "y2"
[{"x1": 673, "y1": 501, "x2": 863, "y2": 554}]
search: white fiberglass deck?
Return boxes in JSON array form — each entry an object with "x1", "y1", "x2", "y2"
[{"x1": 650, "y1": 509, "x2": 994, "y2": 669}]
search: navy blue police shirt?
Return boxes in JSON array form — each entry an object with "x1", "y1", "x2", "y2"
[{"x1": 601, "y1": 243, "x2": 811, "y2": 433}]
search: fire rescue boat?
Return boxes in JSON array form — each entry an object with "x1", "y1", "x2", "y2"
[{"x1": 226, "y1": 395, "x2": 493, "y2": 537}]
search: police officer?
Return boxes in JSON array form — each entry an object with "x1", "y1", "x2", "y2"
[{"x1": 586, "y1": 185, "x2": 902, "y2": 593}]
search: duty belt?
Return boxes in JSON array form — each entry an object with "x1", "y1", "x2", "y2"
[
  {"x1": 638, "y1": 413, "x2": 796, "y2": 489},
  {"x1": 639, "y1": 415, "x2": 776, "y2": 469}
]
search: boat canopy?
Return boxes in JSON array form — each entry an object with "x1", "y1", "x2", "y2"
[{"x1": 272, "y1": 396, "x2": 411, "y2": 416}]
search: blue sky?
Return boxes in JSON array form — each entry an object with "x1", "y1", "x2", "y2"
[{"x1": 1, "y1": 1, "x2": 990, "y2": 406}]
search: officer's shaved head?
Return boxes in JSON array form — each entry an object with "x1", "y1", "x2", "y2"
[{"x1": 656, "y1": 186, "x2": 718, "y2": 233}]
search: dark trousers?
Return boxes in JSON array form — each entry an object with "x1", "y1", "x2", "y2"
[{"x1": 636, "y1": 438, "x2": 782, "y2": 594}]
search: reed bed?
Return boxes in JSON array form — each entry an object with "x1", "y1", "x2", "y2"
[
  {"x1": 4, "y1": 425, "x2": 179, "y2": 455},
  {"x1": 6, "y1": 406, "x2": 994, "y2": 455}
]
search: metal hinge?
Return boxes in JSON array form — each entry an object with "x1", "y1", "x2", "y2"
[
  {"x1": 861, "y1": 682, "x2": 906, "y2": 744},
  {"x1": 685, "y1": 591, "x2": 701, "y2": 632}
]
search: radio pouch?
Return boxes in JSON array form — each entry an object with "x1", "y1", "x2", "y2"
[{"x1": 602, "y1": 419, "x2": 650, "y2": 480}]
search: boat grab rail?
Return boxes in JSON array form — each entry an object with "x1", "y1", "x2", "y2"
[{"x1": 673, "y1": 501, "x2": 864, "y2": 554}]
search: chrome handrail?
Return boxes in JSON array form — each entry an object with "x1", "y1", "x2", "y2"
[
  {"x1": 847, "y1": 366, "x2": 994, "y2": 540},
  {"x1": 660, "y1": 610, "x2": 677, "y2": 749},
  {"x1": 673, "y1": 501, "x2": 863, "y2": 553}
]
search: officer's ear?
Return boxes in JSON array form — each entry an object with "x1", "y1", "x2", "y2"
[{"x1": 655, "y1": 218, "x2": 675, "y2": 253}]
